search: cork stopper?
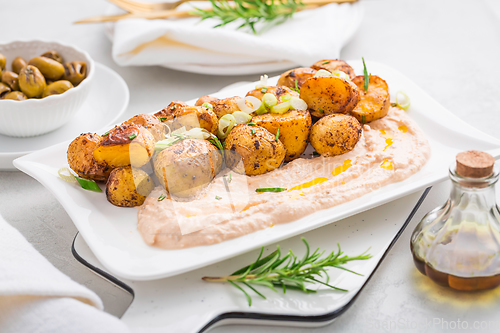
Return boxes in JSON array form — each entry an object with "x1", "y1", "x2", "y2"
[{"x1": 456, "y1": 151, "x2": 495, "y2": 178}]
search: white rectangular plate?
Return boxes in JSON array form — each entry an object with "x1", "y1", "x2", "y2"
[{"x1": 14, "y1": 60, "x2": 500, "y2": 281}]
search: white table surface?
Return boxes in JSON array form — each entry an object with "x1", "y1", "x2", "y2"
[{"x1": 1, "y1": 0, "x2": 500, "y2": 332}]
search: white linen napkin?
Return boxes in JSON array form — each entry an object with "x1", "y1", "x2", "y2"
[
  {"x1": 111, "y1": 2, "x2": 363, "y2": 73},
  {"x1": 0, "y1": 214, "x2": 129, "y2": 333}
]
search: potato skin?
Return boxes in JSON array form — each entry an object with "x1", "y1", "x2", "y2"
[
  {"x1": 350, "y1": 75, "x2": 390, "y2": 123},
  {"x1": 67, "y1": 133, "x2": 112, "y2": 182},
  {"x1": 311, "y1": 59, "x2": 356, "y2": 79},
  {"x1": 106, "y1": 166, "x2": 154, "y2": 207},
  {"x1": 277, "y1": 68, "x2": 317, "y2": 90},
  {"x1": 309, "y1": 114, "x2": 362, "y2": 156},
  {"x1": 246, "y1": 85, "x2": 299, "y2": 102},
  {"x1": 225, "y1": 124, "x2": 285, "y2": 176},
  {"x1": 209, "y1": 97, "x2": 241, "y2": 119},
  {"x1": 93, "y1": 125, "x2": 155, "y2": 168},
  {"x1": 155, "y1": 104, "x2": 218, "y2": 134},
  {"x1": 299, "y1": 76, "x2": 360, "y2": 118},
  {"x1": 122, "y1": 114, "x2": 166, "y2": 142},
  {"x1": 154, "y1": 139, "x2": 222, "y2": 198},
  {"x1": 195, "y1": 95, "x2": 219, "y2": 107},
  {"x1": 252, "y1": 110, "x2": 312, "y2": 162}
]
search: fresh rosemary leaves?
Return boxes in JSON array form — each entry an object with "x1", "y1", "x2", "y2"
[
  {"x1": 191, "y1": 0, "x2": 305, "y2": 35},
  {"x1": 203, "y1": 238, "x2": 371, "y2": 306}
]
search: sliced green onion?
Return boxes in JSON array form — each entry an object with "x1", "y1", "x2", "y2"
[
  {"x1": 215, "y1": 195, "x2": 222, "y2": 200},
  {"x1": 281, "y1": 94, "x2": 292, "y2": 102},
  {"x1": 248, "y1": 122, "x2": 256, "y2": 126},
  {"x1": 276, "y1": 128, "x2": 280, "y2": 142},
  {"x1": 155, "y1": 136, "x2": 181, "y2": 151},
  {"x1": 170, "y1": 104, "x2": 177, "y2": 110},
  {"x1": 331, "y1": 70, "x2": 350, "y2": 81},
  {"x1": 251, "y1": 129, "x2": 256, "y2": 135},
  {"x1": 75, "y1": 177, "x2": 103, "y2": 192},
  {"x1": 232, "y1": 111, "x2": 252, "y2": 124},
  {"x1": 158, "y1": 194, "x2": 166, "y2": 201},
  {"x1": 396, "y1": 91, "x2": 411, "y2": 110},
  {"x1": 314, "y1": 69, "x2": 332, "y2": 77},
  {"x1": 322, "y1": 60, "x2": 330, "y2": 65},
  {"x1": 256, "y1": 187, "x2": 287, "y2": 193},
  {"x1": 58, "y1": 168, "x2": 78, "y2": 184},
  {"x1": 270, "y1": 101, "x2": 291, "y2": 114},
  {"x1": 237, "y1": 96, "x2": 262, "y2": 114},
  {"x1": 262, "y1": 93, "x2": 278, "y2": 109},
  {"x1": 157, "y1": 116, "x2": 167, "y2": 121},
  {"x1": 361, "y1": 114, "x2": 366, "y2": 123},
  {"x1": 261, "y1": 87, "x2": 267, "y2": 93},
  {"x1": 129, "y1": 134, "x2": 137, "y2": 140},
  {"x1": 218, "y1": 114, "x2": 237, "y2": 139},
  {"x1": 362, "y1": 57, "x2": 370, "y2": 93},
  {"x1": 292, "y1": 79, "x2": 300, "y2": 93},
  {"x1": 102, "y1": 130, "x2": 110, "y2": 137},
  {"x1": 255, "y1": 74, "x2": 269, "y2": 89},
  {"x1": 290, "y1": 97, "x2": 308, "y2": 111},
  {"x1": 254, "y1": 102, "x2": 268, "y2": 115},
  {"x1": 185, "y1": 127, "x2": 211, "y2": 140},
  {"x1": 202, "y1": 102, "x2": 213, "y2": 110}
]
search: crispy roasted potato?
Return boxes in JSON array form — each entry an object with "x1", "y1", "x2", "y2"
[
  {"x1": 154, "y1": 139, "x2": 222, "y2": 198},
  {"x1": 311, "y1": 59, "x2": 356, "y2": 79},
  {"x1": 195, "y1": 95, "x2": 219, "y2": 107},
  {"x1": 209, "y1": 96, "x2": 241, "y2": 119},
  {"x1": 155, "y1": 104, "x2": 218, "y2": 134},
  {"x1": 277, "y1": 68, "x2": 317, "y2": 91},
  {"x1": 299, "y1": 76, "x2": 360, "y2": 118},
  {"x1": 93, "y1": 125, "x2": 155, "y2": 168},
  {"x1": 67, "y1": 133, "x2": 112, "y2": 182},
  {"x1": 122, "y1": 114, "x2": 166, "y2": 142},
  {"x1": 246, "y1": 85, "x2": 299, "y2": 102},
  {"x1": 309, "y1": 114, "x2": 362, "y2": 156},
  {"x1": 106, "y1": 166, "x2": 155, "y2": 207},
  {"x1": 225, "y1": 124, "x2": 285, "y2": 176},
  {"x1": 350, "y1": 75, "x2": 390, "y2": 123},
  {"x1": 252, "y1": 110, "x2": 312, "y2": 162}
]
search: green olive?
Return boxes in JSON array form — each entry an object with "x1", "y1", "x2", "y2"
[
  {"x1": 3, "y1": 91, "x2": 27, "y2": 101},
  {"x1": 19, "y1": 65, "x2": 46, "y2": 98},
  {"x1": 41, "y1": 50, "x2": 63, "y2": 64},
  {"x1": 63, "y1": 61, "x2": 87, "y2": 86},
  {"x1": 0, "y1": 53, "x2": 6, "y2": 70},
  {"x1": 42, "y1": 80, "x2": 73, "y2": 98},
  {"x1": 28, "y1": 56, "x2": 65, "y2": 81},
  {"x1": 12, "y1": 57, "x2": 28, "y2": 74},
  {"x1": 2, "y1": 71, "x2": 20, "y2": 91},
  {"x1": 0, "y1": 82, "x2": 11, "y2": 98}
]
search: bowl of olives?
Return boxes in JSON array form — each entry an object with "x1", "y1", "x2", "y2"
[{"x1": 0, "y1": 40, "x2": 95, "y2": 137}]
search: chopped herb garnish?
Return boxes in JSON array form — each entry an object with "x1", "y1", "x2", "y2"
[
  {"x1": 275, "y1": 128, "x2": 280, "y2": 142},
  {"x1": 215, "y1": 195, "x2": 222, "y2": 200},
  {"x1": 322, "y1": 60, "x2": 330, "y2": 65},
  {"x1": 102, "y1": 131, "x2": 110, "y2": 137},
  {"x1": 391, "y1": 102, "x2": 397, "y2": 107},
  {"x1": 202, "y1": 238, "x2": 372, "y2": 306},
  {"x1": 157, "y1": 116, "x2": 167, "y2": 121},
  {"x1": 228, "y1": 173, "x2": 232, "y2": 183},
  {"x1": 202, "y1": 102, "x2": 213, "y2": 109},
  {"x1": 361, "y1": 114, "x2": 366, "y2": 124},
  {"x1": 319, "y1": 108, "x2": 324, "y2": 114},
  {"x1": 129, "y1": 134, "x2": 137, "y2": 140},
  {"x1": 248, "y1": 122, "x2": 256, "y2": 126},
  {"x1": 75, "y1": 176, "x2": 102, "y2": 192},
  {"x1": 251, "y1": 129, "x2": 256, "y2": 135},
  {"x1": 261, "y1": 87, "x2": 267, "y2": 93},
  {"x1": 170, "y1": 105, "x2": 177, "y2": 110},
  {"x1": 158, "y1": 194, "x2": 166, "y2": 201},
  {"x1": 362, "y1": 57, "x2": 370, "y2": 93},
  {"x1": 256, "y1": 187, "x2": 287, "y2": 193},
  {"x1": 292, "y1": 79, "x2": 300, "y2": 93}
]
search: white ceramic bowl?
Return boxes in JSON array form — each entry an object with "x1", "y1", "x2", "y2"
[{"x1": 0, "y1": 40, "x2": 95, "y2": 137}]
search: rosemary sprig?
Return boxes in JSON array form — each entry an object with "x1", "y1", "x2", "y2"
[
  {"x1": 203, "y1": 238, "x2": 371, "y2": 306},
  {"x1": 191, "y1": 0, "x2": 305, "y2": 35}
]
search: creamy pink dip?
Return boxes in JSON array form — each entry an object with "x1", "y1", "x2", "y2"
[{"x1": 138, "y1": 107, "x2": 431, "y2": 249}]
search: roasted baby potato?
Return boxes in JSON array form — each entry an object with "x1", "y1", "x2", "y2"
[
  {"x1": 209, "y1": 97, "x2": 241, "y2": 119},
  {"x1": 154, "y1": 139, "x2": 222, "y2": 198},
  {"x1": 195, "y1": 95, "x2": 219, "y2": 107},
  {"x1": 350, "y1": 75, "x2": 390, "y2": 123},
  {"x1": 277, "y1": 68, "x2": 317, "y2": 91},
  {"x1": 252, "y1": 110, "x2": 312, "y2": 162},
  {"x1": 155, "y1": 103, "x2": 218, "y2": 135},
  {"x1": 309, "y1": 114, "x2": 362, "y2": 156},
  {"x1": 122, "y1": 114, "x2": 166, "y2": 142},
  {"x1": 106, "y1": 166, "x2": 155, "y2": 207},
  {"x1": 299, "y1": 76, "x2": 360, "y2": 118},
  {"x1": 225, "y1": 124, "x2": 285, "y2": 176},
  {"x1": 93, "y1": 125, "x2": 155, "y2": 168},
  {"x1": 311, "y1": 59, "x2": 356, "y2": 79},
  {"x1": 246, "y1": 85, "x2": 299, "y2": 102},
  {"x1": 67, "y1": 133, "x2": 112, "y2": 182}
]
